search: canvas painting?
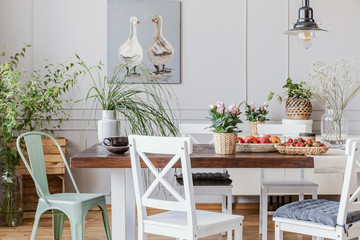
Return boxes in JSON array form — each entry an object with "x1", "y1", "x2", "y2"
[{"x1": 107, "y1": 0, "x2": 181, "y2": 84}]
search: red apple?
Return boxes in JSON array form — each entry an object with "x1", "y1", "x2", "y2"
[
  {"x1": 263, "y1": 135, "x2": 271, "y2": 139},
  {"x1": 269, "y1": 136, "x2": 281, "y2": 144},
  {"x1": 237, "y1": 137, "x2": 244, "y2": 143},
  {"x1": 244, "y1": 136, "x2": 257, "y2": 144},
  {"x1": 259, "y1": 137, "x2": 270, "y2": 144},
  {"x1": 256, "y1": 137, "x2": 261, "y2": 142}
]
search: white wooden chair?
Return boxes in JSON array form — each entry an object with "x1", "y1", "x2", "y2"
[
  {"x1": 179, "y1": 124, "x2": 233, "y2": 224},
  {"x1": 257, "y1": 124, "x2": 318, "y2": 240},
  {"x1": 128, "y1": 135, "x2": 243, "y2": 240},
  {"x1": 273, "y1": 139, "x2": 360, "y2": 240}
]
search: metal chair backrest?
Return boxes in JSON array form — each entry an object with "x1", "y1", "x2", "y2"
[
  {"x1": 128, "y1": 135, "x2": 197, "y2": 232},
  {"x1": 16, "y1": 132, "x2": 79, "y2": 205},
  {"x1": 337, "y1": 139, "x2": 360, "y2": 226}
]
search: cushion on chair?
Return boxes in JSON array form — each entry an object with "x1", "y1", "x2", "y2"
[
  {"x1": 176, "y1": 172, "x2": 232, "y2": 186},
  {"x1": 274, "y1": 199, "x2": 360, "y2": 227}
]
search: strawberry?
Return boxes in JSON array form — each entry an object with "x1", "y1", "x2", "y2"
[
  {"x1": 298, "y1": 138, "x2": 305, "y2": 143},
  {"x1": 306, "y1": 139, "x2": 313, "y2": 145},
  {"x1": 314, "y1": 142, "x2": 322, "y2": 147},
  {"x1": 293, "y1": 139, "x2": 298, "y2": 144},
  {"x1": 305, "y1": 144, "x2": 312, "y2": 147},
  {"x1": 295, "y1": 143, "x2": 301, "y2": 147},
  {"x1": 285, "y1": 142, "x2": 290, "y2": 147},
  {"x1": 278, "y1": 143, "x2": 284, "y2": 147},
  {"x1": 299, "y1": 142, "x2": 305, "y2": 147}
]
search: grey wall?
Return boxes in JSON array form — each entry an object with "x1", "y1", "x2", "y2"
[{"x1": 1, "y1": 0, "x2": 360, "y2": 199}]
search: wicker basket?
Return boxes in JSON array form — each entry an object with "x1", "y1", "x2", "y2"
[
  {"x1": 249, "y1": 121, "x2": 265, "y2": 136},
  {"x1": 213, "y1": 133, "x2": 237, "y2": 154},
  {"x1": 285, "y1": 97, "x2": 312, "y2": 120},
  {"x1": 236, "y1": 143, "x2": 276, "y2": 153},
  {"x1": 275, "y1": 145, "x2": 330, "y2": 155}
]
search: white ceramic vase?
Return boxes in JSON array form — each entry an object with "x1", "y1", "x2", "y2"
[{"x1": 97, "y1": 110, "x2": 120, "y2": 143}]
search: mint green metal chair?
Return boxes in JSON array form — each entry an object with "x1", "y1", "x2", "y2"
[{"x1": 16, "y1": 132, "x2": 111, "y2": 240}]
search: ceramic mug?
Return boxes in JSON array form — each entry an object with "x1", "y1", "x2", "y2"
[{"x1": 103, "y1": 136, "x2": 128, "y2": 147}]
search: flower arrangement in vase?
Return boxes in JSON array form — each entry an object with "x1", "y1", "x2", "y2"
[
  {"x1": 245, "y1": 102, "x2": 269, "y2": 136},
  {"x1": 268, "y1": 78, "x2": 312, "y2": 120},
  {"x1": 307, "y1": 58, "x2": 360, "y2": 148},
  {"x1": 208, "y1": 102, "x2": 242, "y2": 154}
]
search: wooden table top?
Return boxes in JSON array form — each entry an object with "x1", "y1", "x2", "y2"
[{"x1": 70, "y1": 144, "x2": 314, "y2": 169}]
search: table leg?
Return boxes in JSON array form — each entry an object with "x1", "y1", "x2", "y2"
[{"x1": 111, "y1": 168, "x2": 136, "y2": 240}]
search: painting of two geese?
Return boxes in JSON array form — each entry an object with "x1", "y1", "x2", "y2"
[{"x1": 107, "y1": 1, "x2": 180, "y2": 83}]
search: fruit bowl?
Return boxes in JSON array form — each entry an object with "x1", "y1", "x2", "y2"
[
  {"x1": 275, "y1": 145, "x2": 330, "y2": 155},
  {"x1": 236, "y1": 143, "x2": 277, "y2": 153}
]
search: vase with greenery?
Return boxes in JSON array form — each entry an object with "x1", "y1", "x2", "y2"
[
  {"x1": 0, "y1": 46, "x2": 82, "y2": 226},
  {"x1": 245, "y1": 102, "x2": 269, "y2": 136},
  {"x1": 208, "y1": 102, "x2": 242, "y2": 154},
  {"x1": 268, "y1": 78, "x2": 312, "y2": 120},
  {"x1": 307, "y1": 58, "x2": 360, "y2": 148},
  {"x1": 77, "y1": 60, "x2": 179, "y2": 139}
]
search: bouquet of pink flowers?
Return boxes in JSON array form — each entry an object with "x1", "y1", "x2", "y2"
[
  {"x1": 245, "y1": 102, "x2": 269, "y2": 122},
  {"x1": 208, "y1": 101, "x2": 243, "y2": 133}
]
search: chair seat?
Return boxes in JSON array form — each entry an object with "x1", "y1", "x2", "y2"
[
  {"x1": 144, "y1": 210, "x2": 243, "y2": 230},
  {"x1": 274, "y1": 199, "x2": 360, "y2": 227},
  {"x1": 261, "y1": 178, "x2": 318, "y2": 187},
  {"x1": 44, "y1": 193, "x2": 105, "y2": 205}
]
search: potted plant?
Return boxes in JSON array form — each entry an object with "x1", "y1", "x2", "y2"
[
  {"x1": 307, "y1": 58, "x2": 360, "y2": 148},
  {"x1": 208, "y1": 102, "x2": 242, "y2": 154},
  {"x1": 245, "y1": 102, "x2": 269, "y2": 136},
  {"x1": 77, "y1": 60, "x2": 179, "y2": 141},
  {"x1": 0, "y1": 46, "x2": 82, "y2": 226},
  {"x1": 268, "y1": 78, "x2": 312, "y2": 120}
]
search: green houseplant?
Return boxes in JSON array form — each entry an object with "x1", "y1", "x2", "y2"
[
  {"x1": 245, "y1": 102, "x2": 269, "y2": 136},
  {"x1": 0, "y1": 46, "x2": 82, "y2": 226},
  {"x1": 208, "y1": 102, "x2": 242, "y2": 154},
  {"x1": 77, "y1": 59, "x2": 179, "y2": 140},
  {"x1": 268, "y1": 78, "x2": 312, "y2": 120}
]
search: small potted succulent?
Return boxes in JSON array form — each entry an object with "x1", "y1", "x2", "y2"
[
  {"x1": 208, "y1": 102, "x2": 242, "y2": 154},
  {"x1": 245, "y1": 102, "x2": 269, "y2": 136},
  {"x1": 268, "y1": 78, "x2": 312, "y2": 120}
]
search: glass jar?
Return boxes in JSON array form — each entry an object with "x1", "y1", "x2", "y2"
[
  {"x1": 321, "y1": 108, "x2": 348, "y2": 149},
  {"x1": 0, "y1": 168, "x2": 24, "y2": 227}
]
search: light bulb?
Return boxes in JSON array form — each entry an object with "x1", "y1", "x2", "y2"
[{"x1": 298, "y1": 30, "x2": 315, "y2": 49}]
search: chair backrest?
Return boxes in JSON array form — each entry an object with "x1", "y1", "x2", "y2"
[
  {"x1": 16, "y1": 132, "x2": 79, "y2": 204},
  {"x1": 336, "y1": 139, "x2": 360, "y2": 226},
  {"x1": 128, "y1": 135, "x2": 197, "y2": 235}
]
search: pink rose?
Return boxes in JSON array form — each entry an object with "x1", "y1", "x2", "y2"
[
  {"x1": 259, "y1": 106, "x2": 264, "y2": 111},
  {"x1": 216, "y1": 101, "x2": 224, "y2": 108},
  {"x1": 217, "y1": 107, "x2": 224, "y2": 114},
  {"x1": 229, "y1": 104, "x2": 239, "y2": 114},
  {"x1": 251, "y1": 106, "x2": 256, "y2": 110}
]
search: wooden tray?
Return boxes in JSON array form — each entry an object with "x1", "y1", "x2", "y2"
[
  {"x1": 275, "y1": 145, "x2": 330, "y2": 155},
  {"x1": 236, "y1": 143, "x2": 277, "y2": 153}
]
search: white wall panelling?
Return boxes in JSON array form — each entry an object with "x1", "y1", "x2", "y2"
[{"x1": 1, "y1": 0, "x2": 360, "y2": 198}]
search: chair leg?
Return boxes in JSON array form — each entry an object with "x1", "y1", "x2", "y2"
[
  {"x1": 70, "y1": 218, "x2": 85, "y2": 240},
  {"x1": 52, "y1": 210, "x2": 65, "y2": 240},
  {"x1": 221, "y1": 194, "x2": 227, "y2": 236},
  {"x1": 299, "y1": 193, "x2": 305, "y2": 201},
  {"x1": 274, "y1": 222, "x2": 283, "y2": 240},
  {"x1": 312, "y1": 189, "x2": 318, "y2": 199},
  {"x1": 99, "y1": 204, "x2": 112, "y2": 240},
  {"x1": 30, "y1": 211, "x2": 42, "y2": 240},
  {"x1": 234, "y1": 222, "x2": 242, "y2": 240},
  {"x1": 227, "y1": 192, "x2": 233, "y2": 240},
  {"x1": 259, "y1": 186, "x2": 263, "y2": 234},
  {"x1": 262, "y1": 188, "x2": 268, "y2": 240}
]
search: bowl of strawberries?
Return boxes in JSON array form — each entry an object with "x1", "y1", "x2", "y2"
[
  {"x1": 275, "y1": 137, "x2": 330, "y2": 155},
  {"x1": 236, "y1": 135, "x2": 281, "y2": 153}
]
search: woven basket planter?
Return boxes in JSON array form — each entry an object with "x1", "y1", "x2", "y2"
[
  {"x1": 249, "y1": 121, "x2": 264, "y2": 136},
  {"x1": 213, "y1": 133, "x2": 237, "y2": 154},
  {"x1": 285, "y1": 97, "x2": 312, "y2": 120}
]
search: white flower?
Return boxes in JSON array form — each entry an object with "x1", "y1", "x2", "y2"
[{"x1": 209, "y1": 104, "x2": 214, "y2": 109}]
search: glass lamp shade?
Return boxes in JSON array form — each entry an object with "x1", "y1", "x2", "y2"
[{"x1": 297, "y1": 30, "x2": 315, "y2": 49}]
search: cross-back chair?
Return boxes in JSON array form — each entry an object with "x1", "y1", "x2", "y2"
[
  {"x1": 16, "y1": 132, "x2": 111, "y2": 240},
  {"x1": 257, "y1": 124, "x2": 318, "y2": 240},
  {"x1": 179, "y1": 123, "x2": 233, "y2": 236},
  {"x1": 273, "y1": 139, "x2": 360, "y2": 240},
  {"x1": 128, "y1": 135, "x2": 243, "y2": 240}
]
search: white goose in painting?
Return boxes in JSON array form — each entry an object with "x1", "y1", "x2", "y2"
[
  {"x1": 148, "y1": 15, "x2": 174, "y2": 75},
  {"x1": 118, "y1": 16, "x2": 143, "y2": 76}
]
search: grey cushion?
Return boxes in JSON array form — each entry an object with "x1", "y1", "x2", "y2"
[
  {"x1": 176, "y1": 172, "x2": 232, "y2": 186},
  {"x1": 274, "y1": 199, "x2": 360, "y2": 227}
]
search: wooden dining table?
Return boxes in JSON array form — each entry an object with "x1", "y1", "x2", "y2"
[{"x1": 70, "y1": 144, "x2": 314, "y2": 240}]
